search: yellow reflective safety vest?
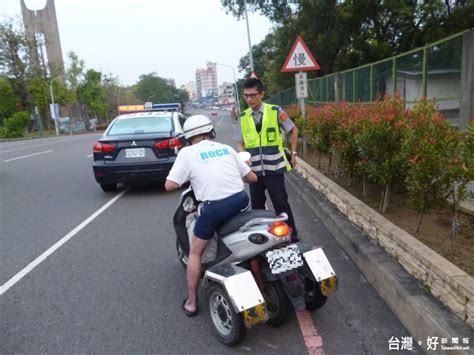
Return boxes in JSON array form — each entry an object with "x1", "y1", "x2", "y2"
[{"x1": 240, "y1": 103, "x2": 291, "y2": 176}]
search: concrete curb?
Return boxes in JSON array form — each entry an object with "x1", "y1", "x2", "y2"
[{"x1": 287, "y1": 163, "x2": 473, "y2": 354}]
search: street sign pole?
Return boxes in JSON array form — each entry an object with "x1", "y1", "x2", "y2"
[
  {"x1": 299, "y1": 94, "x2": 307, "y2": 156},
  {"x1": 295, "y1": 71, "x2": 308, "y2": 156}
]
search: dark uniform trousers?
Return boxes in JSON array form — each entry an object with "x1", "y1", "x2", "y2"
[{"x1": 249, "y1": 173, "x2": 298, "y2": 240}]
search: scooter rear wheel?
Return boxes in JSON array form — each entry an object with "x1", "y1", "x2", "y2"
[
  {"x1": 302, "y1": 276, "x2": 327, "y2": 311},
  {"x1": 263, "y1": 281, "x2": 291, "y2": 327},
  {"x1": 207, "y1": 283, "x2": 246, "y2": 346}
]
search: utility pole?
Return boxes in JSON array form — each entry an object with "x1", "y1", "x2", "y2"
[
  {"x1": 244, "y1": 3, "x2": 254, "y2": 72},
  {"x1": 214, "y1": 63, "x2": 241, "y2": 114},
  {"x1": 49, "y1": 75, "x2": 64, "y2": 136}
]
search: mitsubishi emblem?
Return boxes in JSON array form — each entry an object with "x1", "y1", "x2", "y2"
[{"x1": 131, "y1": 141, "x2": 137, "y2": 146}]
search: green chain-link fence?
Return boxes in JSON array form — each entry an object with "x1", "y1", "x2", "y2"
[{"x1": 269, "y1": 30, "x2": 469, "y2": 127}]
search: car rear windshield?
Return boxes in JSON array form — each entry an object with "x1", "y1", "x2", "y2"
[{"x1": 107, "y1": 116, "x2": 173, "y2": 135}]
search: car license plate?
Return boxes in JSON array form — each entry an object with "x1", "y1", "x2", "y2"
[
  {"x1": 125, "y1": 148, "x2": 145, "y2": 158},
  {"x1": 266, "y1": 244, "x2": 303, "y2": 274}
]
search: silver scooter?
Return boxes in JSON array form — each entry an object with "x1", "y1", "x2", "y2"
[{"x1": 173, "y1": 187, "x2": 338, "y2": 346}]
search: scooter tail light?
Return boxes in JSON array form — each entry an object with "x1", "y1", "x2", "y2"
[{"x1": 268, "y1": 222, "x2": 291, "y2": 237}]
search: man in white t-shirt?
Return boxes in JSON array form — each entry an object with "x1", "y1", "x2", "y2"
[{"x1": 165, "y1": 114, "x2": 257, "y2": 317}]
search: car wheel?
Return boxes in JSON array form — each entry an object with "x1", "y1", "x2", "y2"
[
  {"x1": 207, "y1": 283, "x2": 246, "y2": 346},
  {"x1": 100, "y1": 183, "x2": 117, "y2": 192}
]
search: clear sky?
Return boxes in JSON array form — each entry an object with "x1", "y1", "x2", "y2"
[{"x1": 1, "y1": 0, "x2": 274, "y2": 87}]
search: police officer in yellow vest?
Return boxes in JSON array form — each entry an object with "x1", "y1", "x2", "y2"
[{"x1": 233, "y1": 78, "x2": 300, "y2": 242}]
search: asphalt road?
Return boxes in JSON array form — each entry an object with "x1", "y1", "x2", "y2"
[{"x1": 0, "y1": 110, "x2": 422, "y2": 354}]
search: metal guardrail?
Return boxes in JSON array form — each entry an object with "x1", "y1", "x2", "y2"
[{"x1": 269, "y1": 30, "x2": 471, "y2": 128}]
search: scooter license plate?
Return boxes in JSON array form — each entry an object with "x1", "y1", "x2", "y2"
[
  {"x1": 242, "y1": 303, "x2": 266, "y2": 328},
  {"x1": 266, "y1": 244, "x2": 303, "y2": 274}
]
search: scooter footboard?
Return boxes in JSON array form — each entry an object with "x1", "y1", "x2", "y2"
[
  {"x1": 204, "y1": 264, "x2": 266, "y2": 327},
  {"x1": 302, "y1": 247, "x2": 338, "y2": 296}
]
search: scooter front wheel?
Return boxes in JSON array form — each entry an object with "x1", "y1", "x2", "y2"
[{"x1": 207, "y1": 283, "x2": 246, "y2": 346}]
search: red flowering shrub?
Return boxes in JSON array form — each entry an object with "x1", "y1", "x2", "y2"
[
  {"x1": 332, "y1": 103, "x2": 372, "y2": 182},
  {"x1": 355, "y1": 95, "x2": 409, "y2": 212},
  {"x1": 302, "y1": 95, "x2": 471, "y2": 233}
]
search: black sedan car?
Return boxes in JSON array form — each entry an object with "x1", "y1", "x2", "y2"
[{"x1": 92, "y1": 111, "x2": 187, "y2": 192}]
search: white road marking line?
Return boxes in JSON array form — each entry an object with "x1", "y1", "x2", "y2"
[
  {"x1": 3, "y1": 150, "x2": 54, "y2": 162},
  {"x1": 87, "y1": 154, "x2": 93, "y2": 158},
  {"x1": 0, "y1": 135, "x2": 97, "y2": 154},
  {"x1": 0, "y1": 189, "x2": 128, "y2": 296}
]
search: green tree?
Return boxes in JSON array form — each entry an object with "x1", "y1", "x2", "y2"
[
  {"x1": 134, "y1": 73, "x2": 188, "y2": 105},
  {"x1": 102, "y1": 74, "x2": 122, "y2": 121},
  {"x1": 27, "y1": 75, "x2": 49, "y2": 111},
  {"x1": 0, "y1": 77, "x2": 18, "y2": 125},
  {"x1": 0, "y1": 111, "x2": 30, "y2": 138},
  {"x1": 223, "y1": 0, "x2": 474, "y2": 94},
  {"x1": 0, "y1": 18, "x2": 32, "y2": 109},
  {"x1": 77, "y1": 69, "x2": 107, "y2": 119},
  {"x1": 66, "y1": 51, "x2": 85, "y2": 92},
  {"x1": 65, "y1": 51, "x2": 86, "y2": 124}
]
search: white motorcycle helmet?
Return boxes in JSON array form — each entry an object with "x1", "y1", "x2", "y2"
[{"x1": 183, "y1": 114, "x2": 215, "y2": 140}]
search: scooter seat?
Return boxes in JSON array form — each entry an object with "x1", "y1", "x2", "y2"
[{"x1": 217, "y1": 209, "x2": 277, "y2": 237}]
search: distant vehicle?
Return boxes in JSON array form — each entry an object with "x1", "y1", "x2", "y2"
[
  {"x1": 210, "y1": 111, "x2": 217, "y2": 116},
  {"x1": 92, "y1": 111, "x2": 187, "y2": 192}
]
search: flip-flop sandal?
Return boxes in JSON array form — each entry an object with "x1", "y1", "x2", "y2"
[{"x1": 182, "y1": 299, "x2": 198, "y2": 317}]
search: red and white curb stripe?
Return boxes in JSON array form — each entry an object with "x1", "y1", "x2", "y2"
[{"x1": 296, "y1": 310, "x2": 325, "y2": 355}]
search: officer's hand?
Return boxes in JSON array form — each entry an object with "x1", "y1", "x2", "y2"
[{"x1": 292, "y1": 155, "x2": 297, "y2": 168}]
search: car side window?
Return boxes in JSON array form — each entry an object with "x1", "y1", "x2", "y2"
[{"x1": 178, "y1": 114, "x2": 186, "y2": 129}]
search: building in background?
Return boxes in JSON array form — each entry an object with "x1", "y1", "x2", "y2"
[
  {"x1": 182, "y1": 81, "x2": 196, "y2": 101},
  {"x1": 218, "y1": 82, "x2": 236, "y2": 105},
  {"x1": 20, "y1": 0, "x2": 64, "y2": 77},
  {"x1": 195, "y1": 62, "x2": 218, "y2": 105}
]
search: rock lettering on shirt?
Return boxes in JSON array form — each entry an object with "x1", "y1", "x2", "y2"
[{"x1": 199, "y1": 148, "x2": 230, "y2": 161}]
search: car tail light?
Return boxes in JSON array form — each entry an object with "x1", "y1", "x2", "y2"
[
  {"x1": 155, "y1": 138, "x2": 183, "y2": 149},
  {"x1": 169, "y1": 137, "x2": 183, "y2": 148},
  {"x1": 268, "y1": 222, "x2": 291, "y2": 237},
  {"x1": 93, "y1": 142, "x2": 116, "y2": 153}
]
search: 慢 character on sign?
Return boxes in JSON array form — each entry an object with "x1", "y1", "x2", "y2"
[{"x1": 293, "y1": 53, "x2": 306, "y2": 66}]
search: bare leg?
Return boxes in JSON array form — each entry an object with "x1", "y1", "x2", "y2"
[{"x1": 184, "y1": 236, "x2": 210, "y2": 312}]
